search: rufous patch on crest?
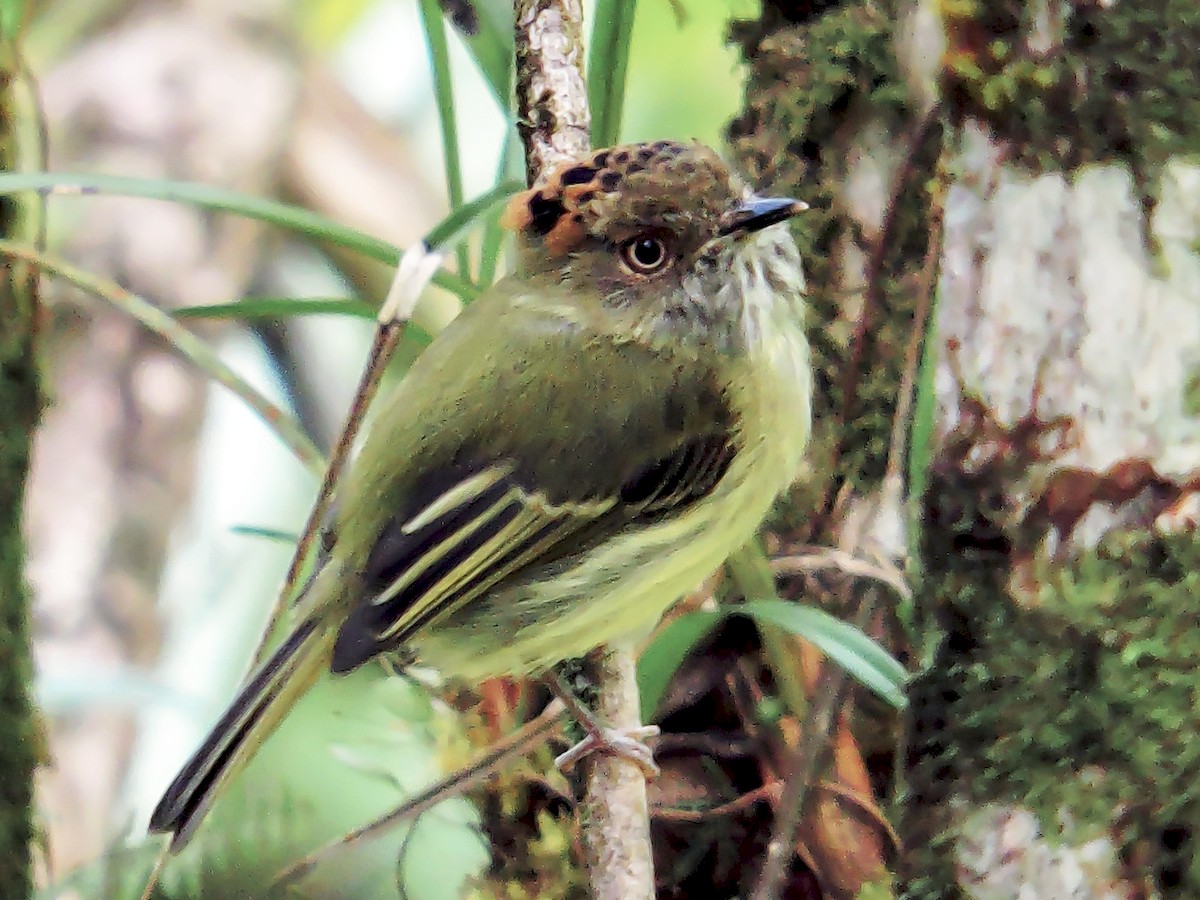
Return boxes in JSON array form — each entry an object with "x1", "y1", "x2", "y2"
[{"x1": 500, "y1": 140, "x2": 723, "y2": 257}]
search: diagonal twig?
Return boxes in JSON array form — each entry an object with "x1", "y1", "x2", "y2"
[
  {"x1": 248, "y1": 241, "x2": 444, "y2": 665},
  {"x1": 275, "y1": 697, "x2": 567, "y2": 886}
]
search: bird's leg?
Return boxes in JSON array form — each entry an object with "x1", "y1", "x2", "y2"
[{"x1": 547, "y1": 673, "x2": 660, "y2": 777}]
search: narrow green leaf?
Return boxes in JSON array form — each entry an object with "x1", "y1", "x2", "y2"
[
  {"x1": 425, "y1": 178, "x2": 523, "y2": 250},
  {"x1": 725, "y1": 542, "x2": 810, "y2": 715},
  {"x1": 0, "y1": 172, "x2": 480, "y2": 299},
  {"x1": 478, "y1": 130, "x2": 523, "y2": 287},
  {"x1": 229, "y1": 525, "x2": 300, "y2": 543},
  {"x1": 442, "y1": 0, "x2": 514, "y2": 106},
  {"x1": 417, "y1": 0, "x2": 470, "y2": 278},
  {"x1": 637, "y1": 610, "x2": 724, "y2": 720},
  {"x1": 0, "y1": 171, "x2": 394, "y2": 255},
  {"x1": 0, "y1": 239, "x2": 325, "y2": 476},
  {"x1": 740, "y1": 598, "x2": 908, "y2": 709},
  {"x1": 175, "y1": 297, "x2": 375, "y2": 321},
  {"x1": 907, "y1": 290, "x2": 940, "y2": 570},
  {"x1": 588, "y1": 0, "x2": 638, "y2": 147}
]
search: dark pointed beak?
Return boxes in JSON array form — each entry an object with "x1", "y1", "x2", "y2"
[{"x1": 719, "y1": 196, "x2": 808, "y2": 237}]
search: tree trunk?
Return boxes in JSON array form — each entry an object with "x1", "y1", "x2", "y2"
[
  {"x1": 0, "y1": 36, "x2": 42, "y2": 900},
  {"x1": 733, "y1": 0, "x2": 1200, "y2": 895}
]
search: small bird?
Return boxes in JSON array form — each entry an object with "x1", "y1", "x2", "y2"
[{"x1": 149, "y1": 140, "x2": 811, "y2": 848}]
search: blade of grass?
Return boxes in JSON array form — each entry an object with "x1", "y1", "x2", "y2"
[
  {"x1": 587, "y1": 0, "x2": 637, "y2": 147},
  {"x1": 0, "y1": 172, "x2": 480, "y2": 299},
  {"x1": 741, "y1": 598, "x2": 907, "y2": 710},
  {"x1": 229, "y1": 525, "x2": 299, "y2": 543},
  {"x1": 417, "y1": 0, "x2": 470, "y2": 279},
  {"x1": 425, "y1": 177, "x2": 523, "y2": 250},
  {"x1": 250, "y1": 244, "x2": 445, "y2": 665},
  {"x1": 637, "y1": 610, "x2": 724, "y2": 721},
  {"x1": 174, "y1": 297, "x2": 375, "y2": 320},
  {"x1": 478, "y1": 129, "x2": 523, "y2": 287},
  {"x1": 726, "y1": 542, "x2": 810, "y2": 715},
  {"x1": 0, "y1": 238, "x2": 324, "y2": 475},
  {"x1": 176, "y1": 298, "x2": 434, "y2": 349}
]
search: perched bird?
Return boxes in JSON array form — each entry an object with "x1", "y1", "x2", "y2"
[{"x1": 149, "y1": 140, "x2": 811, "y2": 849}]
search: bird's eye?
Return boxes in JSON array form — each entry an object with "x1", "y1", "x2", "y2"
[{"x1": 619, "y1": 236, "x2": 669, "y2": 275}]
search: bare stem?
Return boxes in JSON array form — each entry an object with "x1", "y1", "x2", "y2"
[
  {"x1": 250, "y1": 242, "x2": 442, "y2": 665},
  {"x1": 579, "y1": 645, "x2": 657, "y2": 898},
  {"x1": 513, "y1": 3, "x2": 655, "y2": 897},
  {"x1": 275, "y1": 698, "x2": 567, "y2": 886},
  {"x1": 750, "y1": 592, "x2": 880, "y2": 900}
]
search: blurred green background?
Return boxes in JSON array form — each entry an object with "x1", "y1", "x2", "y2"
[{"x1": 22, "y1": 0, "x2": 758, "y2": 896}]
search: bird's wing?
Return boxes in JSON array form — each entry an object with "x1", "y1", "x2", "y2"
[{"x1": 327, "y1": 284, "x2": 739, "y2": 673}]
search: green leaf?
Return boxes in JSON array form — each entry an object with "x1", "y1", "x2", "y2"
[
  {"x1": 442, "y1": 0, "x2": 514, "y2": 107},
  {"x1": 0, "y1": 239, "x2": 325, "y2": 476},
  {"x1": 0, "y1": 0, "x2": 23, "y2": 39},
  {"x1": 417, "y1": 0, "x2": 470, "y2": 278},
  {"x1": 637, "y1": 610, "x2": 724, "y2": 720},
  {"x1": 0, "y1": 172, "x2": 480, "y2": 299},
  {"x1": 478, "y1": 129, "x2": 524, "y2": 287},
  {"x1": 229, "y1": 525, "x2": 301, "y2": 544},
  {"x1": 906, "y1": 286, "x2": 940, "y2": 582},
  {"x1": 0, "y1": 171, "x2": 394, "y2": 255},
  {"x1": 739, "y1": 598, "x2": 908, "y2": 709},
  {"x1": 175, "y1": 297, "x2": 375, "y2": 321},
  {"x1": 424, "y1": 177, "x2": 523, "y2": 250},
  {"x1": 588, "y1": 0, "x2": 638, "y2": 146}
]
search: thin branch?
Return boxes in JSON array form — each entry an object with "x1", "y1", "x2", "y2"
[
  {"x1": 653, "y1": 782, "x2": 780, "y2": 823},
  {"x1": 513, "y1": 3, "x2": 655, "y2": 898},
  {"x1": 885, "y1": 111, "x2": 945, "y2": 487},
  {"x1": 750, "y1": 589, "x2": 881, "y2": 900},
  {"x1": 771, "y1": 548, "x2": 912, "y2": 601},
  {"x1": 826, "y1": 107, "x2": 942, "y2": 510},
  {"x1": 578, "y1": 644, "x2": 657, "y2": 899},
  {"x1": 249, "y1": 242, "x2": 444, "y2": 663},
  {"x1": 750, "y1": 112, "x2": 943, "y2": 900},
  {"x1": 275, "y1": 698, "x2": 567, "y2": 886}
]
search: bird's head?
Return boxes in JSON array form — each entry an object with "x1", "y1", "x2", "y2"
[{"x1": 502, "y1": 141, "x2": 806, "y2": 342}]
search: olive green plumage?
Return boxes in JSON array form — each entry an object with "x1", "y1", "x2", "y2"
[{"x1": 150, "y1": 140, "x2": 811, "y2": 848}]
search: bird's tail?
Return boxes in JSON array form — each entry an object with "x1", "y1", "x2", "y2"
[{"x1": 148, "y1": 615, "x2": 337, "y2": 849}]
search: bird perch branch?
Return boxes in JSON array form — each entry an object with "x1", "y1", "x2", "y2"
[{"x1": 513, "y1": 3, "x2": 656, "y2": 897}]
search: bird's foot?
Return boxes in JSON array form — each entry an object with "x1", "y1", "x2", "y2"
[{"x1": 554, "y1": 724, "x2": 661, "y2": 777}]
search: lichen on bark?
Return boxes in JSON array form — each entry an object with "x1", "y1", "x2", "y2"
[{"x1": 731, "y1": 0, "x2": 1200, "y2": 896}]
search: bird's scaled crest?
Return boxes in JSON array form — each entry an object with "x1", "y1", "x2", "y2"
[{"x1": 501, "y1": 140, "x2": 742, "y2": 256}]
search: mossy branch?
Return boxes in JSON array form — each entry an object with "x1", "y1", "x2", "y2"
[{"x1": 0, "y1": 38, "x2": 40, "y2": 900}]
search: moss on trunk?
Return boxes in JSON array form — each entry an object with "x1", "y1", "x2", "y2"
[
  {"x1": 0, "y1": 38, "x2": 41, "y2": 900},
  {"x1": 731, "y1": 0, "x2": 1200, "y2": 895}
]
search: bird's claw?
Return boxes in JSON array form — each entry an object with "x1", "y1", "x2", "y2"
[{"x1": 555, "y1": 724, "x2": 661, "y2": 777}]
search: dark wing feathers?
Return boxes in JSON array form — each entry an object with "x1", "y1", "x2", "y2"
[
  {"x1": 327, "y1": 284, "x2": 739, "y2": 674},
  {"x1": 620, "y1": 432, "x2": 734, "y2": 513},
  {"x1": 330, "y1": 430, "x2": 735, "y2": 674}
]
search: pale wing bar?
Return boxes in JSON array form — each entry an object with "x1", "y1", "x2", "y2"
[{"x1": 330, "y1": 433, "x2": 736, "y2": 674}]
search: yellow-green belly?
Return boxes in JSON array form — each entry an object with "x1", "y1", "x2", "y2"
[{"x1": 413, "y1": 345, "x2": 811, "y2": 680}]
